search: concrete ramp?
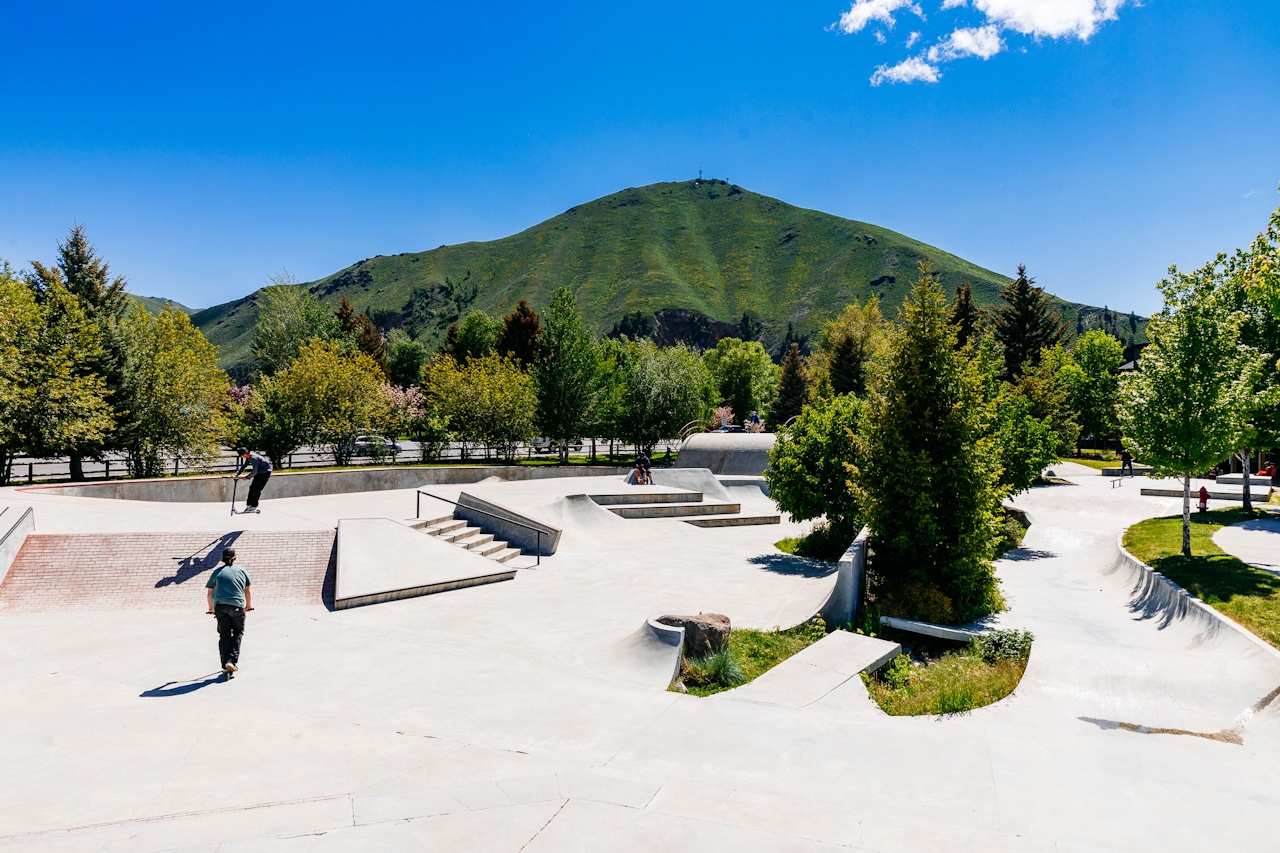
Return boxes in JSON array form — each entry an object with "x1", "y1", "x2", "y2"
[
  {"x1": 676, "y1": 433, "x2": 775, "y2": 476},
  {"x1": 648, "y1": 468, "x2": 734, "y2": 501},
  {"x1": 334, "y1": 518, "x2": 515, "y2": 609},
  {"x1": 576, "y1": 615, "x2": 685, "y2": 689},
  {"x1": 716, "y1": 631, "x2": 900, "y2": 709}
]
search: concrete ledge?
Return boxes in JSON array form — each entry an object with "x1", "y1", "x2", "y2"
[
  {"x1": 1215, "y1": 474, "x2": 1274, "y2": 486},
  {"x1": 1102, "y1": 466, "x2": 1152, "y2": 476},
  {"x1": 683, "y1": 515, "x2": 780, "y2": 527},
  {"x1": 19, "y1": 464, "x2": 631, "y2": 504},
  {"x1": 820, "y1": 526, "x2": 869, "y2": 629},
  {"x1": 588, "y1": 492, "x2": 702, "y2": 506},
  {"x1": 879, "y1": 616, "x2": 993, "y2": 642},
  {"x1": 334, "y1": 518, "x2": 517, "y2": 610},
  {"x1": 456, "y1": 492, "x2": 562, "y2": 555},
  {"x1": 0, "y1": 506, "x2": 34, "y2": 587},
  {"x1": 1141, "y1": 487, "x2": 1273, "y2": 502},
  {"x1": 716, "y1": 631, "x2": 900, "y2": 709},
  {"x1": 609, "y1": 502, "x2": 740, "y2": 519}
]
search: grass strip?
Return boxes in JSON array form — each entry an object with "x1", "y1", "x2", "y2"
[
  {"x1": 677, "y1": 620, "x2": 827, "y2": 697},
  {"x1": 1122, "y1": 508, "x2": 1280, "y2": 649},
  {"x1": 861, "y1": 629, "x2": 1033, "y2": 716}
]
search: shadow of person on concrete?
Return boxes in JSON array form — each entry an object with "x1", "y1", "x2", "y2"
[
  {"x1": 748, "y1": 554, "x2": 837, "y2": 578},
  {"x1": 156, "y1": 532, "x2": 243, "y2": 588},
  {"x1": 140, "y1": 672, "x2": 226, "y2": 697}
]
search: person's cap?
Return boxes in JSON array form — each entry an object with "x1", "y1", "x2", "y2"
[
  {"x1": 236, "y1": 446, "x2": 248, "y2": 455},
  {"x1": 222, "y1": 548, "x2": 237, "y2": 561}
]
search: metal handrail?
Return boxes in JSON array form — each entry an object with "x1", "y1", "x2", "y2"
[{"x1": 416, "y1": 490, "x2": 543, "y2": 566}]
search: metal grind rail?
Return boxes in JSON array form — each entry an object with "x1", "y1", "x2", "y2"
[{"x1": 416, "y1": 490, "x2": 543, "y2": 566}]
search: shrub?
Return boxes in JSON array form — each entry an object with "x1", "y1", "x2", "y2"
[
  {"x1": 680, "y1": 649, "x2": 745, "y2": 691},
  {"x1": 972, "y1": 629, "x2": 1034, "y2": 665}
]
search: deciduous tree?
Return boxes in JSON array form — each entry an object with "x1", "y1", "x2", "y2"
[
  {"x1": 703, "y1": 337, "x2": 778, "y2": 426},
  {"x1": 766, "y1": 393, "x2": 863, "y2": 539},
  {"x1": 252, "y1": 272, "x2": 340, "y2": 375},
  {"x1": 1120, "y1": 261, "x2": 1258, "y2": 556}
]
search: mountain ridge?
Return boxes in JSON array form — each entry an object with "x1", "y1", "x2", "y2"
[{"x1": 192, "y1": 179, "x2": 1145, "y2": 378}]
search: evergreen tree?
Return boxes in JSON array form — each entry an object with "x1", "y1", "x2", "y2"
[
  {"x1": 496, "y1": 299, "x2": 541, "y2": 368},
  {"x1": 739, "y1": 311, "x2": 763, "y2": 342},
  {"x1": 775, "y1": 322, "x2": 809, "y2": 361},
  {"x1": 606, "y1": 311, "x2": 655, "y2": 340},
  {"x1": 819, "y1": 299, "x2": 885, "y2": 397},
  {"x1": 768, "y1": 344, "x2": 809, "y2": 430},
  {"x1": 334, "y1": 296, "x2": 388, "y2": 373},
  {"x1": 993, "y1": 265, "x2": 1069, "y2": 379},
  {"x1": 853, "y1": 261, "x2": 1005, "y2": 624},
  {"x1": 26, "y1": 225, "x2": 128, "y2": 479},
  {"x1": 948, "y1": 283, "x2": 981, "y2": 349},
  {"x1": 534, "y1": 288, "x2": 598, "y2": 463}
]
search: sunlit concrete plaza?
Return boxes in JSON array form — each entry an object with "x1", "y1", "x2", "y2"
[{"x1": 1, "y1": 462, "x2": 1278, "y2": 852}]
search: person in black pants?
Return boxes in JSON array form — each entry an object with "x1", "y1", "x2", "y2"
[
  {"x1": 234, "y1": 447, "x2": 273, "y2": 514},
  {"x1": 205, "y1": 548, "x2": 252, "y2": 678},
  {"x1": 1120, "y1": 450, "x2": 1135, "y2": 478}
]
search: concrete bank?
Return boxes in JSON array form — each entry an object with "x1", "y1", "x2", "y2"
[{"x1": 18, "y1": 464, "x2": 630, "y2": 504}]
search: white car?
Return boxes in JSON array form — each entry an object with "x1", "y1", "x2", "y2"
[{"x1": 529, "y1": 437, "x2": 585, "y2": 454}]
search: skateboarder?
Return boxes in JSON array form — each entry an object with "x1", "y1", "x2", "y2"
[
  {"x1": 206, "y1": 548, "x2": 252, "y2": 677},
  {"x1": 234, "y1": 447, "x2": 273, "y2": 514},
  {"x1": 1120, "y1": 450, "x2": 1135, "y2": 478}
]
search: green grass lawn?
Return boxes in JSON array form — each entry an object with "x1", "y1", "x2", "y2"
[
  {"x1": 860, "y1": 629, "x2": 1033, "y2": 716},
  {"x1": 1059, "y1": 457, "x2": 1114, "y2": 470},
  {"x1": 676, "y1": 620, "x2": 827, "y2": 697},
  {"x1": 1122, "y1": 508, "x2": 1280, "y2": 649}
]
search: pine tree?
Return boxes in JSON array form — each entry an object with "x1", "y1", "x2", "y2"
[
  {"x1": 823, "y1": 299, "x2": 885, "y2": 396},
  {"x1": 853, "y1": 261, "x2": 1005, "y2": 624},
  {"x1": 947, "y1": 283, "x2": 981, "y2": 349},
  {"x1": 992, "y1": 265, "x2": 1069, "y2": 379},
  {"x1": 768, "y1": 344, "x2": 809, "y2": 430},
  {"x1": 775, "y1": 322, "x2": 809, "y2": 361},
  {"x1": 496, "y1": 299, "x2": 541, "y2": 368}
]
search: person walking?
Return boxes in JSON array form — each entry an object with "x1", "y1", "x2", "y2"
[
  {"x1": 206, "y1": 548, "x2": 252, "y2": 678},
  {"x1": 234, "y1": 447, "x2": 273, "y2": 514},
  {"x1": 1120, "y1": 450, "x2": 1135, "y2": 478}
]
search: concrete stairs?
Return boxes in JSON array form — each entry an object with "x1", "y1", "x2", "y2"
[
  {"x1": 408, "y1": 514, "x2": 524, "y2": 564},
  {"x1": 588, "y1": 492, "x2": 779, "y2": 527}
]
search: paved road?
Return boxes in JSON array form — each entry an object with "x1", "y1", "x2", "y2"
[{"x1": 0, "y1": 475, "x2": 1277, "y2": 850}]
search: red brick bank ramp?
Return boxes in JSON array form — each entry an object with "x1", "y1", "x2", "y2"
[{"x1": 0, "y1": 531, "x2": 336, "y2": 612}]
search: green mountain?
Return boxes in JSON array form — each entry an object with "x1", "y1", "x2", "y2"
[
  {"x1": 130, "y1": 294, "x2": 197, "y2": 315},
  {"x1": 193, "y1": 179, "x2": 1145, "y2": 378}
]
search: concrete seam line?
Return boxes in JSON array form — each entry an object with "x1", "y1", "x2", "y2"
[
  {"x1": 1114, "y1": 533, "x2": 1280, "y2": 663},
  {"x1": 517, "y1": 799, "x2": 568, "y2": 852},
  {"x1": 0, "y1": 794, "x2": 352, "y2": 840}
]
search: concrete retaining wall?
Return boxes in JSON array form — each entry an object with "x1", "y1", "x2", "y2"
[
  {"x1": 1108, "y1": 533, "x2": 1280, "y2": 661},
  {"x1": 0, "y1": 506, "x2": 34, "y2": 588},
  {"x1": 19, "y1": 464, "x2": 629, "y2": 504},
  {"x1": 820, "y1": 526, "x2": 870, "y2": 630},
  {"x1": 675, "y1": 433, "x2": 775, "y2": 476}
]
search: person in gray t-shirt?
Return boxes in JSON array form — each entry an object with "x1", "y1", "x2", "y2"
[
  {"x1": 234, "y1": 447, "x2": 273, "y2": 514},
  {"x1": 206, "y1": 548, "x2": 252, "y2": 677}
]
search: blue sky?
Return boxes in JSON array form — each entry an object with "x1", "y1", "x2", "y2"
[{"x1": 1, "y1": 1, "x2": 1277, "y2": 315}]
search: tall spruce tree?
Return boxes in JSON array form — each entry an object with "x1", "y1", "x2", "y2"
[
  {"x1": 768, "y1": 344, "x2": 809, "y2": 430},
  {"x1": 496, "y1": 299, "x2": 541, "y2": 368},
  {"x1": 534, "y1": 288, "x2": 598, "y2": 463},
  {"x1": 993, "y1": 265, "x2": 1069, "y2": 378},
  {"x1": 852, "y1": 261, "x2": 1005, "y2": 624},
  {"x1": 824, "y1": 299, "x2": 885, "y2": 397},
  {"x1": 948, "y1": 283, "x2": 981, "y2": 349},
  {"x1": 26, "y1": 225, "x2": 128, "y2": 479}
]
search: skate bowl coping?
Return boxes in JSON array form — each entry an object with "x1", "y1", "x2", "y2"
[
  {"x1": 18, "y1": 464, "x2": 629, "y2": 504},
  {"x1": 675, "y1": 432, "x2": 776, "y2": 476}
]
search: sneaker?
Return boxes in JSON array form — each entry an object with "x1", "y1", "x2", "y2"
[
  {"x1": 224, "y1": 662, "x2": 237, "y2": 676},
  {"x1": 248, "y1": 507, "x2": 261, "y2": 514}
]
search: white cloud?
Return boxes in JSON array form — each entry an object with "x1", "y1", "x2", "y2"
[
  {"x1": 941, "y1": 0, "x2": 967, "y2": 8},
  {"x1": 906, "y1": 31, "x2": 922, "y2": 47},
  {"x1": 834, "y1": 0, "x2": 923, "y2": 34},
  {"x1": 972, "y1": 0, "x2": 1125, "y2": 41},
  {"x1": 874, "y1": 30, "x2": 887, "y2": 44},
  {"x1": 870, "y1": 56, "x2": 941, "y2": 85},
  {"x1": 927, "y1": 25, "x2": 1004, "y2": 61}
]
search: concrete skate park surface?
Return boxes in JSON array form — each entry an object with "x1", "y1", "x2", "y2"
[
  {"x1": 3, "y1": 473, "x2": 1280, "y2": 850},
  {"x1": 675, "y1": 432, "x2": 775, "y2": 475},
  {"x1": 1215, "y1": 517, "x2": 1280, "y2": 574}
]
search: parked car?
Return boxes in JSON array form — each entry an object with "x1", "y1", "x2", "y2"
[
  {"x1": 529, "y1": 437, "x2": 585, "y2": 454},
  {"x1": 350, "y1": 435, "x2": 403, "y2": 457}
]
